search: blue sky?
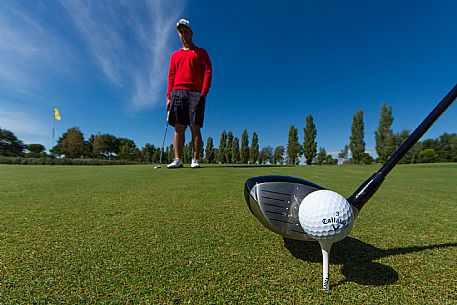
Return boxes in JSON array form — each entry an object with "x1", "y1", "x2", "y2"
[{"x1": 1, "y1": 0, "x2": 456, "y2": 157}]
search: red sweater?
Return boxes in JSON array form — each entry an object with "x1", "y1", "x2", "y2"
[{"x1": 167, "y1": 46, "x2": 212, "y2": 99}]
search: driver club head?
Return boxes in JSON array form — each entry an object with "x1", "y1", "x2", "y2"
[{"x1": 244, "y1": 175, "x2": 325, "y2": 241}]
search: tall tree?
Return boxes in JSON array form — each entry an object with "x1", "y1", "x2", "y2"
[
  {"x1": 167, "y1": 144, "x2": 175, "y2": 163},
  {"x1": 259, "y1": 146, "x2": 273, "y2": 164},
  {"x1": 240, "y1": 129, "x2": 250, "y2": 164},
  {"x1": 421, "y1": 138, "x2": 438, "y2": 151},
  {"x1": 325, "y1": 154, "x2": 338, "y2": 165},
  {"x1": 393, "y1": 130, "x2": 410, "y2": 163},
  {"x1": 92, "y1": 134, "x2": 108, "y2": 158},
  {"x1": 317, "y1": 147, "x2": 327, "y2": 165},
  {"x1": 287, "y1": 125, "x2": 301, "y2": 165},
  {"x1": 205, "y1": 136, "x2": 215, "y2": 163},
  {"x1": 152, "y1": 147, "x2": 161, "y2": 163},
  {"x1": 199, "y1": 139, "x2": 204, "y2": 161},
  {"x1": 250, "y1": 132, "x2": 259, "y2": 164},
  {"x1": 218, "y1": 130, "x2": 227, "y2": 163},
  {"x1": 92, "y1": 134, "x2": 119, "y2": 159},
  {"x1": 349, "y1": 110, "x2": 366, "y2": 164},
  {"x1": 183, "y1": 141, "x2": 193, "y2": 164},
  {"x1": 60, "y1": 127, "x2": 86, "y2": 158},
  {"x1": 118, "y1": 145, "x2": 140, "y2": 161},
  {"x1": 26, "y1": 144, "x2": 46, "y2": 158},
  {"x1": 0, "y1": 128, "x2": 25, "y2": 157},
  {"x1": 361, "y1": 153, "x2": 374, "y2": 164},
  {"x1": 225, "y1": 131, "x2": 234, "y2": 163},
  {"x1": 231, "y1": 137, "x2": 240, "y2": 164},
  {"x1": 338, "y1": 145, "x2": 349, "y2": 160},
  {"x1": 409, "y1": 142, "x2": 422, "y2": 164},
  {"x1": 118, "y1": 138, "x2": 135, "y2": 148},
  {"x1": 437, "y1": 133, "x2": 457, "y2": 162},
  {"x1": 213, "y1": 148, "x2": 219, "y2": 164},
  {"x1": 86, "y1": 135, "x2": 96, "y2": 158},
  {"x1": 118, "y1": 138, "x2": 138, "y2": 160},
  {"x1": 375, "y1": 104, "x2": 394, "y2": 163},
  {"x1": 273, "y1": 146, "x2": 285, "y2": 164},
  {"x1": 165, "y1": 146, "x2": 170, "y2": 163},
  {"x1": 303, "y1": 114, "x2": 317, "y2": 165},
  {"x1": 141, "y1": 143, "x2": 156, "y2": 162}
]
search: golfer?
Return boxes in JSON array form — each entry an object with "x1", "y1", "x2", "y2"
[{"x1": 166, "y1": 19, "x2": 212, "y2": 168}]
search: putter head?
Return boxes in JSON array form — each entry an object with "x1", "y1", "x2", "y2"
[
  {"x1": 244, "y1": 175, "x2": 325, "y2": 241},
  {"x1": 154, "y1": 165, "x2": 161, "y2": 169}
]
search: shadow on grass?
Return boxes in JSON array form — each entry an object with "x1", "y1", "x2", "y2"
[{"x1": 283, "y1": 237, "x2": 457, "y2": 287}]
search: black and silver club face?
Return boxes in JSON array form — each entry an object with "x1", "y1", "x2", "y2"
[{"x1": 244, "y1": 175, "x2": 325, "y2": 241}]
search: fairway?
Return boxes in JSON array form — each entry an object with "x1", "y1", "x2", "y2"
[{"x1": 1, "y1": 164, "x2": 456, "y2": 304}]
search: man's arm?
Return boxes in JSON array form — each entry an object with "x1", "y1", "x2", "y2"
[
  {"x1": 167, "y1": 55, "x2": 176, "y2": 100},
  {"x1": 200, "y1": 49, "x2": 212, "y2": 97}
]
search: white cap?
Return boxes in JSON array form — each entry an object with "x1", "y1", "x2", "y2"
[{"x1": 176, "y1": 19, "x2": 192, "y2": 31}]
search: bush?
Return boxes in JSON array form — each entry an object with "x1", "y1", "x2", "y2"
[
  {"x1": 0, "y1": 156, "x2": 143, "y2": 165},
  {"x1": 418, "y1": 149, "x2": 438, "y2": 163},
  {"x1": 361, "y1": 153, "x2": 375, "y2": 165}
]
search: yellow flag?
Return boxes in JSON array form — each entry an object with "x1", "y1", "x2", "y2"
[{"x1": 54, "y1": 107, "x2": 61, "y2": 121}]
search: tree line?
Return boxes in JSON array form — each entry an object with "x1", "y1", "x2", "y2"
[
  {"x1": 372, "y1": 104, "x2": 457, "y2": 164},
  {"x1": 203, "y1": 130, "x2": 285, "y2": 164},
  {"x1": 1, "y1": 104, "x2": 456, "y2": 164}
]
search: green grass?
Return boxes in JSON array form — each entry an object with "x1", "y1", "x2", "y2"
[{"x1": 0, "y1": 164, "x2": 456, "y2": 304}]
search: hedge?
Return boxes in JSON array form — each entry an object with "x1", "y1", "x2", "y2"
[{"x1": 0, "y1": 156, "x2": 144, "y2": 165}]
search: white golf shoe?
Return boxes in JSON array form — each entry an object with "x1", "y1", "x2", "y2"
[
  {"x1": 191, "y1": 159, "x2": 201, "y2": 168},
  {"x1": 167, "y1": 158, "x2": 183, "y2": 168}
]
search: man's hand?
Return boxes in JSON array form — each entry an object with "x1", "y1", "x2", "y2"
[{"x1": 166, "y1": 99, "x2": 171, "y2": 111}]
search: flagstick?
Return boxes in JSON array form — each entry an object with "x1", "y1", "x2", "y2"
[{"x1": 52, "y1": 111, "x2": 56, "y2": 155}]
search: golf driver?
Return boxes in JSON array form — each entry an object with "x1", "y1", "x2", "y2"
[
  {"x1": 244, "y1": 83, "x2": 457, "y2": 290},
  {"x1": 154, "y1": 111, "x2": 170, "y2": 169}
]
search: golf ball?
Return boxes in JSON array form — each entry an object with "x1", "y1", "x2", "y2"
[{"x1": 298, "y1": 190, "x2": 354, "y2": 242}]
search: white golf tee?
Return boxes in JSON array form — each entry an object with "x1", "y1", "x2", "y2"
[{"x1": 319, "y1": 240, "x2": 333, "y2": 291}]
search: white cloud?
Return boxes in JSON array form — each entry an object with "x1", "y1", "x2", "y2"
[
  {"x1": 0, "y1": 108, "x2": 48, "y2": 137},
  {"x1": 0, "y1": 2, "x2": 75, "y2": 95},
  {"x1": 61, "y1": 0, "x2": 185, "y2": 113},
  {"x1": 0, "y1": 1, "x2": 186, "y2": 114}
]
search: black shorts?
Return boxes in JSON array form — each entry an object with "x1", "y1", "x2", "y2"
[{"x1": 169, "y1": 90, "x2": 206, "y2": 128}]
